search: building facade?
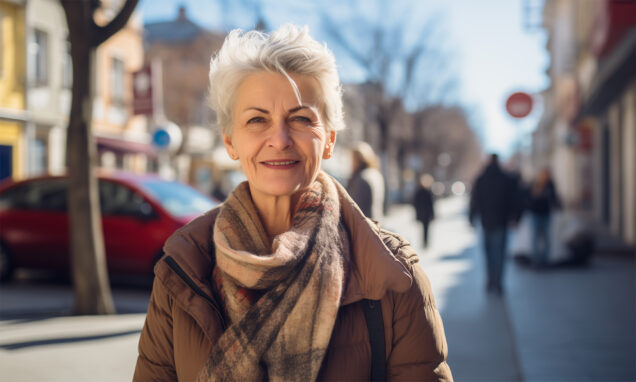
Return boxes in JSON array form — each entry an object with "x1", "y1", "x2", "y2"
[
  {"x1": 23, "y1": 0, "x2": 151, "y2": 177},
  {"x1": 25, "y1": 0, "x2": 70, "y2": 176},
  {"x1": 92, "y1": 0, "x2": 151, "y2": 174},
  {"x1": 536, "y1": 0, "x2": 635, "y2": 250},
  {"x1": 0, "y1": 0, "x2": 26, "y2": 181}
]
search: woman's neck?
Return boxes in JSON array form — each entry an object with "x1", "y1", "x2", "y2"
[{"x1": 251, "y1": 192, "x2": 297, "y2": 243}]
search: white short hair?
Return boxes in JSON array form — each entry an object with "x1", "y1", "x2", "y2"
[{"x1": 209, "y1": 24, "x2": 344, "y2": 135}]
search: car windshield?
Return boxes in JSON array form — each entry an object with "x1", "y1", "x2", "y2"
[{"x1": 140, "y1": 179, "x2": 216, "y2": 217}]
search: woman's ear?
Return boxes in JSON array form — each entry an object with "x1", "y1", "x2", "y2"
[
  {"x1": 223, "y1": 134, "x2": 238, "y2": 160},
  {"x1": 323, "y1": 130, "x2": 337, "y2": 159}
]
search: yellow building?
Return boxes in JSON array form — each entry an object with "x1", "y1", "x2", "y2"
[{"x1": 0, "y1": 0, "x2": 26, "y2": 181}]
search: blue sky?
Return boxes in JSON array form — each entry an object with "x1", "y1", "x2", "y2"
[{"x1": 140, "y1": 0, "x2": 550, "y2": 157}]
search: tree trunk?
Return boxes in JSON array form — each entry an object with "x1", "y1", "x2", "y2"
[
  {"x1": 62, "y1": 0, "x2": 138, "y2": 315},
  {"x1": 63, "y1": 4, "x2": 115, "y2": 315}
]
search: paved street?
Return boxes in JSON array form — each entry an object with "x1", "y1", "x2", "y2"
[
  {"x1": 382, "y1": 197, "x2": 636, "y2": 381},
  {"x1": 0, "y1": 283, "x2": 149, "y2": 382},
  {"x1": 1, "y1": 196, "x2": 635, "y2": 381}
]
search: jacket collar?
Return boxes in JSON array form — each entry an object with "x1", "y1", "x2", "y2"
[
  {"x1": 159, "y1": 178, "x2": 413, "y2": 308},
  {"x1": 332, "y1": 178, "x2": 413, "y2": 305}
]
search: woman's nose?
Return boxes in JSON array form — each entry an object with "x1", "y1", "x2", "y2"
[{"x1": 268, "y1": 121, "x2": 293, "y2": 150}]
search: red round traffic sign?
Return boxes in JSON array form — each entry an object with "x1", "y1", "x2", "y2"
[{"x1": 505, "y1": 92, "x2": 533, "y2": 118}]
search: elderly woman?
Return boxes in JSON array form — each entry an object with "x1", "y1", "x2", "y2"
[{"x1": 134, "y1": 25, "x2": 452, "y2": 382}]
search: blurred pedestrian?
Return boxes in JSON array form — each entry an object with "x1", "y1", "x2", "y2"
[
  {"x1": 211, "y1": 184, "x2": 227, "y2": 202},
  {"x1": 413, "y1": 173, "x2": 435, "y2": 248},
  {"x1": 527, "y1": 168, "x2": 561, "y2": 267},
  {"x1": 347, "y1": 141, "x2": 385, "y2": 220},
  {"x1": 469, "y1": 154, "x2": 519, "y2": 294},
  {"x1": 134, "y1": 25, "x2": 452, "y2": 381}
]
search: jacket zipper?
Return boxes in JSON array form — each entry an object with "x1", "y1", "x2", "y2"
[{"x1": 163, "y1": 255, "x2": 228, "y2": 329}]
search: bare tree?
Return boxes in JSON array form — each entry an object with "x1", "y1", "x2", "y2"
[
  {"x1": 321, "y1": 0, "x2": 456, "y2": 151},
  {"x1": 411, "y1": 106, "x2": 483, "y2": 183},
  {"x1": 61, "y1": 0, "x2": 138, "y2": 315},
  {"x1": 319, "y1": 1, "x2": 461, "y2": 201}
]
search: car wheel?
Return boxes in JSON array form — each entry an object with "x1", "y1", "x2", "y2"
[{"x1": 0, "y1": 242, "x2": 15, "y2": 283}]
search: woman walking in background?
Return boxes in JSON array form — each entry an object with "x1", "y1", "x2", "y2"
[
  {"x1": 347, "y1": 141, "x2": 385, "y2": 220},
  {"x1": 528, "y1": 168, "x2": 560, "y2": 267}
]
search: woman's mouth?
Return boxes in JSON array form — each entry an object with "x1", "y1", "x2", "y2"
[{"x1": 261, "y1": 160, "x2": 300, "y2": 169}]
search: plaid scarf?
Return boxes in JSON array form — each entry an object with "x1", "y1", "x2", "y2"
[{"x1": 198, "y1": 172, "x2": 349, "y2": 381}]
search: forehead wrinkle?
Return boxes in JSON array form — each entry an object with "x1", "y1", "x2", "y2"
[
  {"x1": 240, "y1": 105, "x2": 319, "y2": 116},
  {"x1": 288, "y1": 105, "x2": 319, "y2": 114},
  {"x1": 241, "y1": 106, "x2": 269, "y2": 114},
  {"x1": 234, "y1": 73, "x2": 323, "y2": 121}
]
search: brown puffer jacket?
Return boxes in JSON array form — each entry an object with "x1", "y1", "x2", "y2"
[{"x1": 134, "y1": 193, "x2": 453, "y2": 381}]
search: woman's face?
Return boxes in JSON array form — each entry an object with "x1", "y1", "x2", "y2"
[{"x1": 224, "y1": 71, "x2": 336, "y2": 202}]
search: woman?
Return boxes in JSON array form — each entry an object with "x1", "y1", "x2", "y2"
[
  {"x1": 134, "y1": 25, "x2": 452, "y2": 381},
  {"x1": 347, "y1": 141, "x2": 386, "y2": 220},
  {"x1": 528, "y1": 168, "x2": 560, "y2": 267}
]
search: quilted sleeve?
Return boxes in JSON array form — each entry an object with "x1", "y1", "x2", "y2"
[
  {"x1": 133, "y1": 277, "x2": 177, "y2": 382},
  {"x1": 387, "y1": 263, "x2": 453, "y2": 381}
]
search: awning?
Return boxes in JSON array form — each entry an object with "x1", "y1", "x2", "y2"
[
  {"x1": 579, "y1": 28, "x2": 636, "y2": 117},
  {"x1": 96, "y1": 136, "x2": 158, "y2": 158}
]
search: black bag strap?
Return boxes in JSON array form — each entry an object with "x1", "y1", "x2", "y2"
[{"x1": 362, "y1": 299, "x2": 386, "y2": 382}]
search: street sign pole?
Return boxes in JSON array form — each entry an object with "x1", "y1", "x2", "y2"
[
  {"x1": 505, "y1": 91, "x2": 534, "y2": 151},
  {"x1": 151, "y1": 58, "x2": 165, "y2": 123}
]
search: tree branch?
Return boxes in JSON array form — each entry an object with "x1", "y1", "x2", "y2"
[
  {"x1": 91, "y1": 0, "x2": 139, "y2": 47},
  {"x1": 320, "y1": 12, "x2": 371, "y2": 70}
]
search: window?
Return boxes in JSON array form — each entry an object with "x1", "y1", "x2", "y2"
[
  {"x1": 111, "y1": 57, "x2": 125, "y2": 105},
  {"x1": 29, "y1": 137, "x2": 47, "y2": 175},
  {"x1": 0, "y1": 179, "x2": 68, "y2": 211},
  {"x1": 0, "y1": 178, "x2": 153, "y2": 217},
  {"x1": 0, "y1": 184, "x2": 26, "y2": 210},
  {"x1": 99, "y1": 180, "x2": 148, "y2": 217},
  {"x1": 31, "y1": 29, "x2": 49, "y2": 86},
  {"x1": 140, "y1": 179, "x2": 217, "y2": 217},
  {"x1": 63, "y1": 38, "x2": 72, "y2": 89}
]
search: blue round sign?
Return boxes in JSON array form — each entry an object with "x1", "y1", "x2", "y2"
[{"x1": 152, "y1": 129, "x2": 171, "y2": 148}]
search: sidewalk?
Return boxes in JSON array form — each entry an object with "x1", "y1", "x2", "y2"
[
  {"x1": 0, "y1": 197, "x2": 634, "y2": 381},
  {"x1": 383, "y1": 197, "x2": 636, "y2": 381},
  {"x1": 0, "y1": 281, "x2": 149, "y2": 381},
  {"x1": 383, "y1": 200, "x2": 523, "y2": 380}
]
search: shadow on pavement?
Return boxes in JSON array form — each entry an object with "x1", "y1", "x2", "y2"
[
  {"x1": 0, "y1": 272, "x2": 152, "y2": 320},
  {"x1": 0, "y1": 329, "x2": 142, "y2": 350},
  {"x1": 435, "y1": 246, "x2": 524, "y2": 381},
  {"x1": 4, "y1": 270, "x2": 154, "y2": 289},
  {"x1": 505, "y1": 255, "x2": 636, "y2": 381},
  {"x1": 436, "y1": 244, "x2": 636, "y2": 381},
  {"x1": 0, "y1": 310, "x2": 74, "y2": 322},
  {"x1": 438, "y1": 251, "x2": 472, "y2": 261}
]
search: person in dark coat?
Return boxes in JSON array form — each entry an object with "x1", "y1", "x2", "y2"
[
  {"x1": 527, "y1": 168, "x2": 560, "y2": 267},
  {"x1": 469, "y1": 154, "x2": 519, "y2": 294},
  {"x1": 346, "y1": 142, "x2": 385, "y2": 220},
  {"x1": 413, "y1": 174, "x2": 435, "y2": 248}
]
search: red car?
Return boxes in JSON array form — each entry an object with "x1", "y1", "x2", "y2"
[{"x1": 0, "y1": 172, "x2": 218, "y2": 281}]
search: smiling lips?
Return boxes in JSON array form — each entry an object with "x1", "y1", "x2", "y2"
[{"x1": 261, "y1": 160, "x2": 300, "y2": 169}]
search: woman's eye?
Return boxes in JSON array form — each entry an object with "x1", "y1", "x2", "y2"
[
  {"x1": 247, "y1": 116, "x2": 265, "y2": 124},
  {"x1": 291, "y1": 116, "x2": 312, "y2": 123}
]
